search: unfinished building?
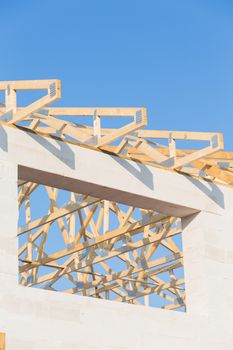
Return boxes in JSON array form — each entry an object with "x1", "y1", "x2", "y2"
[{"x1": 0, "y1": 79, "x2": 232, "y2": 349}]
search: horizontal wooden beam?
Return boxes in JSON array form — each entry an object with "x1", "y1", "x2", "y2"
[
  {"x1": 137, "y1": 130, "x2": 224, "y2": 143},
  {"x1": 23, "y1": 225, "x2": 181, "y2": 287},
  {"x1": 19, "y1": 213, "x2": 167, "y2": 272},
  {"x1": 47, "y1": 107, "x2": 143, "y2": 117},
  {"x1": 0, "y1": 79, "x2": 59, "y2": 90}
]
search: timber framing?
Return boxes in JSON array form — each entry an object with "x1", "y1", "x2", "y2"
[
  {"x1": 18, "y1": 182, "x2": 185, "y2": 310},
  {"x1": 0, "y1": 79, "x2": 232, "y2": 187},
  {"x1": 0, "y1": 333, "x2": 5, "y2": 350},
  {"x1": 0, "y1": 79, "x2": 230, "y2": 310}
]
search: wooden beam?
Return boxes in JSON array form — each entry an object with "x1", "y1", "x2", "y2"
[
  {"x1": 25, "y1": 225, "x2": 181, "y2": 287},
  {"x1": 18, "y1": 196, "x2": 99, "y2": 235},
  {"x1": 137, "y1": 130, "x2": 224, "y2": 143},
  {"x1": 0, "y1": 79, "x2": 58, "y2": 90},
  {"x1": 0, "y1": 333, "x2": 5, "y2": 350},
  {"x1": 71, "y1": 254, "x2": 183, "y2": 295},
  {"x1": 19, "y1": 213, "x2": 167, "y2": 273},
  {"x1": 47, "y1": 107, "x2": 142, "y2": 117},
  {"x1": 8, "y1": 80, "x2": 61, "y2": 124},
  {"x1": 116, "y1": 278, "x2": 185, "y2": 303}
]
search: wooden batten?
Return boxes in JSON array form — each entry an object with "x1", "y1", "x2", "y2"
[{"x1": 0, "y1": 333, "x2": 5, "y2": 350}]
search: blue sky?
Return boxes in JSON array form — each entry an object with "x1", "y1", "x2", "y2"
[{"x1": 1, "y1": 0, "x2": 233, "y2": 149}]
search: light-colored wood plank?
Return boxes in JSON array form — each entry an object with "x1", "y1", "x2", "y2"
[{"x1": 0, "y1": 333, "x2": 5, "y2": 350}]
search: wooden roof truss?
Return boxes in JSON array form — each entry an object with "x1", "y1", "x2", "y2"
[
  {"x1": 0, "y1": 79, "x2": 232, "y2": 187},
  {"x1": 18, "y1": 181, "x2": 185, "y2": 310},
  {"x1": 0, "y1": 78, "x2": 231, "y2": 310}
]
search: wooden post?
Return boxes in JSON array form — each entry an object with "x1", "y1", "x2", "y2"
[
  {"x1": 5, "y1": 84, "x2": 17, "y2": 113},
  {"x1": 93, "y1": 110, "x2": 101, "y2": 144},
  {"x1": 0, "y1": 333, "x2": 5, "y2": 350}
]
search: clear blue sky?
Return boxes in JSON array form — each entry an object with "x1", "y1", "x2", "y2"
[{"x1": 1, "y1": 0, "x2": 233, "y2": 149}]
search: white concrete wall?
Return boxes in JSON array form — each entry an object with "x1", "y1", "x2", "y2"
[
  {"x1": 182, "y1": 210, "x2": 233, "y2": 317},
  {"x1": 0, "y1": 154, "x2": 233, "y2": 349},
  {"x1": 1, "y1": 279, "x2": 231, "y2": 350},
  {"x1": 0, "y1": 124, "x2": 227, "y2": 217}
]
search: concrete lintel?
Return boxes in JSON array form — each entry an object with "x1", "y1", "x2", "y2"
[{"x1": 0, "y1": 125, "x2": 229, "y2": 217}]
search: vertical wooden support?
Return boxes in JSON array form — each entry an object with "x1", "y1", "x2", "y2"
[
  {"x1": 93, "y1": 110, "x2": 101, "y2": 144},
  {"x1": 5, "y1": 84, "x2": 17, "y2": 113},
  {"x1": 168, "y1": 133, "x2": 176, "y2": 159},
  {"x1": 3, "y1": 84, "x2": 16, "y2": 122},
  {"x1": 0, "y1": 333, "x2": 5, "y2": 350},
  {"x1": 144, "y1": 277, "x2": 150, "y2": 306},
  {"x1": 103, "y1": 200, "x2": 109, "y2": 233}
]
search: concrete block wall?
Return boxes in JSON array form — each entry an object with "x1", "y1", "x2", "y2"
[{"x1": 0, "y1": 159, "x2": 232, "y2": 349}]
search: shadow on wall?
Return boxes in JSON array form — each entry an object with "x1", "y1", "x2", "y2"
[
  {"x1": 111, "y1": 155, "x2": 154, "y2": 190},
  {"x1": 185, "y1": 176, "x2": 225, "y2": 209},
  {"x1": 0, "y1": 125, "x2": 225, "y2": 210},
  {"x1": 0, "y1": 125, "x2": 8, "y2": 152},
  {"x1": 112, "y1": 152, "x2": 225, "y2": 209},
  {"x1": 0, "y1": 126, "x2": 76, "y2": 169},
  {"x1": 27, "y1": 132, "x2": 75, "y2": 169}
]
